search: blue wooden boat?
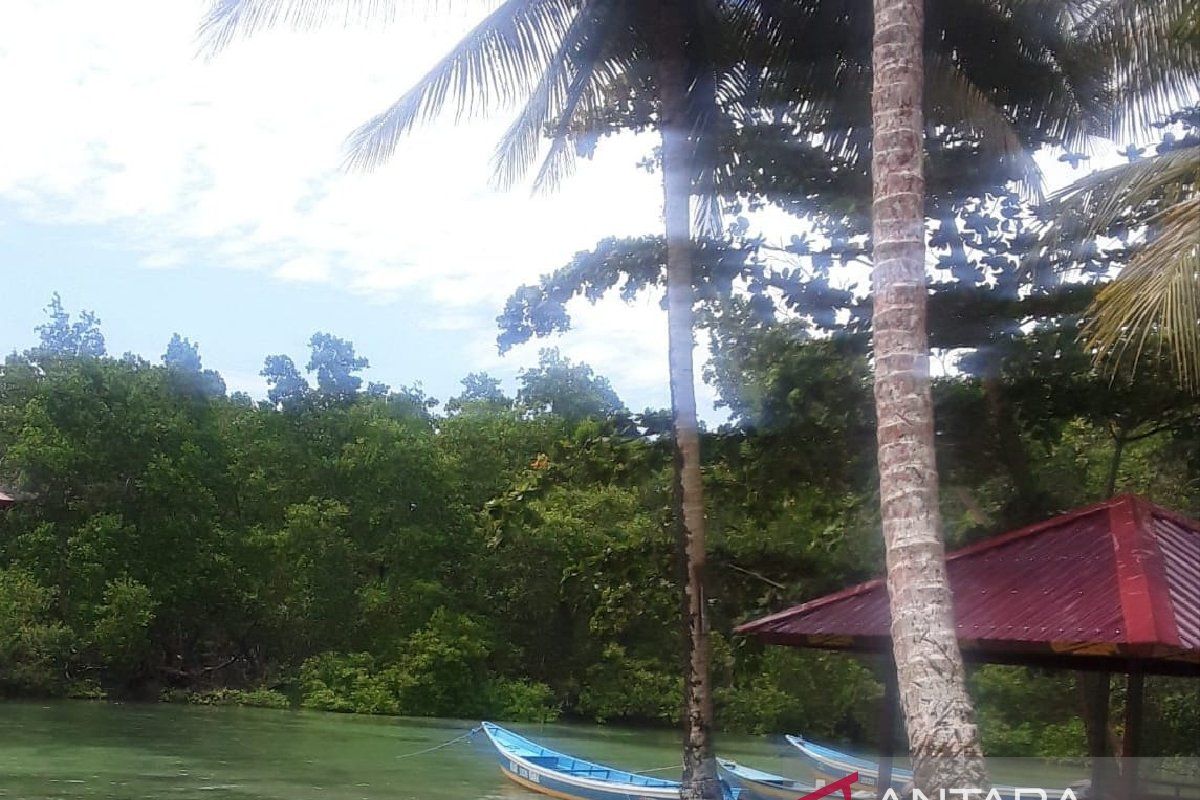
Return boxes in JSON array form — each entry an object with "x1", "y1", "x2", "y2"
[
  {"x1": 479, "y1": 721, "x2": 741, "y2": 800},
  {"x1": 786, "y1": 734, "x2": 904, "y2": 791},
  {"x1": 785, "y1": 735, "x2": 1066, "y2": 800},
  {"x1": 718, "y1": 757, "x2": 871, "y2": 800}
]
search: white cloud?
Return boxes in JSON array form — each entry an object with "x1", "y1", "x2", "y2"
[
  {"x1": 0, "y1": 1, "x2": 664, "y2": 287},
  {"x1": 0, "y1": 0, "x2": 677, "y2": 409},
  {"x1": 274, "y1": 256, "x2": 331, "y2": 284}
]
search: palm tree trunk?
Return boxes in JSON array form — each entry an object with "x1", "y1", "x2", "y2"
[
  {"x1": 656, "y1": 3, "x2": 720, "y2": 799},
  {"x1": 870, "y1": 0, "x2": 989, "y2": 792}
]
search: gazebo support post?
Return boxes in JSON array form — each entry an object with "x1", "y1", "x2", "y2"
[
  {"x1": 1121, "y1": 663, "x2": 1144, "y2": 800},
  {"x1": 876, "y1": 663, "x2": 898, "y2": 800},
  {"x1": 1084, "y1": 672, "x2": 1112, "y2": 798}
]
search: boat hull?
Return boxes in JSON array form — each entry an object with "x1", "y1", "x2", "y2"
[
  {"x1": 785, "y1": 735, "x2": 1060, "y2": 800},
  {"x1": 480, "y1": 722, "x2": 729, "y2": 800},
  {"x1": 494, "y1": 757, "x2": 678, "y2": 800},
  {"x1": 719, "y1": 765, "x2": 812, "y2": 800},
  {"x1": 786, "y1": 734, "x2": 903, "y2": 793},
  {"x1": 492, "y1": 753, "x2": 681, "y2": 800}
]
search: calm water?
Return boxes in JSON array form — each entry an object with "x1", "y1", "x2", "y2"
[{"x1": 0, "y1": 702, "x2": 800, "y2": 800}]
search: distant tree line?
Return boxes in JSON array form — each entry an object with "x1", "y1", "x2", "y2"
[{"x1": 0, "y1": 296, "x2": 1196, "y2": 756}]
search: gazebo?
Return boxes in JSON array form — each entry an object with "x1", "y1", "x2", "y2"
[{"x1": 736, "y1": 494, "x2": 1200, "y2": 797}]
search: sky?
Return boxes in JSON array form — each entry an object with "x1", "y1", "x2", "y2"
[
  {"x1": 0, "y1": 0, "x2": 713, "y2": 416},
  {"x1": 0, "y1": 1, "x2": 1125, "y2": 421}
]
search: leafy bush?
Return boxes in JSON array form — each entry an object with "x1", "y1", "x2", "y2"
[
  {"x1": 299, "y1": 652, "x2": 405, "y2": 714},
  {"x1": 716, "y1": 649, "x2": 881, "y2": 738},
  {"x1": 66, "y1": 678, "x2": 108, "y2": 700},
  {"x1": 486, "y1": 678, "x2": 561, "y2": 723},
  {"x1": 971, "y1": 666, "x2": 1087, "y2": 757},
  {"x1": 0, "y1": 568, "x2": 74, "y2": 695},
  {"x1": 91, "y1": 577, "x2": 156, "y2": 682},
  {"x1": 391, "y1": 609, "x2": 491, "y2": 717},
  {"x1": 577, "y1": 644, "x2": 680, "y2": 724},
  {"x1": 162, "y1": 688, "x2": 291, "y2": 709},
  {"x1": 716, "y1": 676, "x2": 800, "y2": 735}
]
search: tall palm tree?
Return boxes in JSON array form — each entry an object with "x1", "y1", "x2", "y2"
[
  {"x1": 202, "y1": 3, "x2": 759, "y2": 796},
  {"x1": 867, "y1": 0, "x2": 990, "y2": 792}
]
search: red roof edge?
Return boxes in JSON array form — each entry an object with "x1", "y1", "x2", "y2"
[
  {"x1": 1111, "y1": 496, "x2": 1183, "y2": 647},
  {"x1": 734, "y1": 494, "x2": 1198, "y2": 636},
  {"x1": 1137, "y1": 496, "x2": 1200, "y2": 533},
  {"x1": 735, "y1": 575, "x2": 885, "y2": 633}
]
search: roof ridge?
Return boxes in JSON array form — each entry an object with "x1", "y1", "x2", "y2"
[
  {"x1": 1126, "y1": 494, "x2": 1200, "y2": 533},
  {"x1": 1110, "y1": 497, "x2": 1182, "y2": 648}
]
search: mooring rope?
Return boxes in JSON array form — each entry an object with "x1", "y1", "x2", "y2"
[
  {"x1": 636, "y1": 764, "x2": 683, "y2": 774},
  {"x1": 394, "y1": 726, "x2": 481, "y2": 760}
]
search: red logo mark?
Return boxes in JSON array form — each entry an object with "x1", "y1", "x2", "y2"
[{"x1": 796, "y1": 772, "x2": 859, "y2": 800}]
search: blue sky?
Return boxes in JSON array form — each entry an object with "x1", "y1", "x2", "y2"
[{"x1": 0, "y1": 0, "x2": 720, "y2": 417}]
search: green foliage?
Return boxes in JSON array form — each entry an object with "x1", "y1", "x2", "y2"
[
  {"x1": 162, "y1": 687, "x2": 291, "y2": 709},
  {"x1": 716, "y1": 649, "x2": 881, "y2": 739},
  {"x1": 65, "y1": 678, "x2": 107, "y2": 700},
  {"x1": 0, "y1": 297, "x2": 1197, "y2": 756},
  {"x1": 91, "y1": 577, "x2": 157, "y2": 681},
  {"x1": 0, "y1": 568, "x2": 73, "y2": 695},
  {"x1": 578, "y1": 644, "x2": 681, "y2": 724},
  {"x1": 299, "y1": 611, "x2": 492, "y2": 717},
  {"x1": 517, "y1": 348, "x2": 628, "y2": 423},
  {"x1": 970, "y1": 666, "x2": 1087, "y2": 757},
  {"x1": 485, "y1": 678, "x2": 561, "y2": 723},
  {"x1": 1143, "y1": 677, "x2": 1200, "y2": 757},
  {"x1": 391, "y1": 609, "x2": 492, "y2": 717},
  {"x1": 299, "y1": 652, "x2": 404, "y2": 714}
]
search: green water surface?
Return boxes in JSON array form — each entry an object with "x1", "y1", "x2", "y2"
[{"x1": 0, "y1": 702, "x2": 799, "y2": 800}]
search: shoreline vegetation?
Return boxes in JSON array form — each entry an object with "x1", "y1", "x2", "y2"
[{"x1": 1, "y1": 298, "x2": 1198, "y2": 756}]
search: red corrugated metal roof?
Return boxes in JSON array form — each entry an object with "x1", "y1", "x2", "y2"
[{"x1": 736, "y1": 495, "x2": 1200, "y2": 675}]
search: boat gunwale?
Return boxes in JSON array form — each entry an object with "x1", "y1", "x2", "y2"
[
  {"x1": 718, "y1": 756, "x2": 877, "y2": 800},
  {"x1": 481, "y1": 722, "x2": 682, "y2": 797},
  {"x1": 786, "y1": 734, "x2": 911, "y2": 781}
]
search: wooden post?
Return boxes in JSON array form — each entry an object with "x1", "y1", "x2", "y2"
[
  {"x1": 1121, "y1": 664, "x2": 1144, "y2": 800},
  {"x1": 877, "y1": 664, "x2": 899, "y2": 800},
  {"x1": 1084, "y1": 672, "x2": 1111, "y2": 799}
]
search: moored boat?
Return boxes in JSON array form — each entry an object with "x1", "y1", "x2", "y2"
[
  {"x1": 785, "y1": 734, "x2": 904, "y2": 791},
  {"x1": 718, "y1": 757, "x2": 871, "y2": 800},
  {"x1": 479, "y1": 721, "x2": 741, "y2": 800},
  {"x1": 785, "y1": 734, "x2": 1069, "y2": 800}
]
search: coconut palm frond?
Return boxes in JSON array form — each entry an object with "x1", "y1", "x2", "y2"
[
  {"x1": 1081, "y1": 197, "x2": 1200, "y2": 390},
  {"x1": 527, "y1": 7, "x2": 629, "y2": 192},
  {"x1": 1048, "y1": 145, "x2": 1200, "y2": 388},
  {"x1": 685, "y1": 1, "x2": 742, "y2": 240},
  {"x1": 925, "y1": 55, "x2": 1045, "y2": 199},
  {"x1": 963, "y1": 0, "x2": 1114, "y2": 146},
  {"x1": 343, "y1": 0, "x2": 581, "y2": 172},
  {"x1": 1050, "y1": 145, "x2": 1200, "y2": 239},
  {"x1": 488, "y1": 10, "x2": 585, "y2": 190},
  {"x1": 199, "y1": 0, "x2": 407, "y2": 55},
  {"x1": 489, "y1": 0, "x2": 621, "y2": 191},
  {"x1": 1088, "y1": 0, "x2": 1200, "y2": 137}
]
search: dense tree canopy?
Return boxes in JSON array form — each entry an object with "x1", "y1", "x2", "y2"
[{"x1": 0, "y1": 297, "x2": 1196, "y2": 755}]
